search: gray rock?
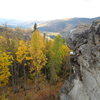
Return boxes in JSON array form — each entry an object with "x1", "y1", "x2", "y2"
[{"x1": 60, "y1": 20, "x2": 100, "y2": 100}]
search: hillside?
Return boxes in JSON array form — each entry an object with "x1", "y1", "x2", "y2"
[
  {"x1": 0, "y1": 17, "x2": 100, "y2": 100},
  {"x1": 0, "y1": 18, "x2": 42, "y2": 28},
  {"x1": 38, "y1": 17, "x2": 100, "y2": 36},
  {"x1": 0, "y1": 17, "x2": 100, "y2": 36}
]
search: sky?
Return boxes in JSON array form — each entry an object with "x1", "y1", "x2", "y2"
[{"x1": 0, "y1": 0, "x2": 100, "y2": 21}]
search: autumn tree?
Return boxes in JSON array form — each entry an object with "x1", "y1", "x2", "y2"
[
  {"x1": 31, "y1": 28, "x2": 47, "y2": 73},
  {"x1": 47, "y1": 36, "x2": 70, "y2": 84},
  {"x1": 30, "y1": 28, "x2": 47, "y2": 89},
  {"x1": 0, "y1": 51, "x2": 13, "y2": 87},
  {"x1": 0, "y1": 35, "x2": 20, "y2": 92},
  {"x1": 16, "y1": 40, "x2": 31, "y2": 89},
  {"x1": 16, "y1": 40, "x2": 31, "y2": 64}
]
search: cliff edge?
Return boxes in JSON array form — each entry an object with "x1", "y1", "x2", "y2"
[{"x1": 60, "y1": 20, "x2": 100, "y2": 100}]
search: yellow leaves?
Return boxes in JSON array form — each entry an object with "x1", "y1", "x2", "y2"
[
  {"x1": 30, "y1": 50, "x2": 47, "y2": 73},
  {"x1": 0, "y1": 36, "x2": 5, "y2": 40},
  {"x1": 0, "y1": 36, "x2": 3, "y2": 39},
  {"x1": 16, "y1": 40, "x2": 32, "y2": 63},
  {"x1": 16, "y1": 34, "x2": 47, "y2": 74},
  {"x1": 0, "y1": 52, "x2": 13, "y2": 67},
  {"x1": 26, "y1": 57, "x2": 32, "y2": 60},
  {"x1": 61, "y1": 45, "x2": 71, "y2": 57},
  {"x1": 0, "y1": 51, "x2": 13, "y2": 87},
  {"x1": 31, "y1": 30, "x2": 45, "y2": 51},
  {"x1": 30, "y1": 29, "x2": 47, "y2": 73}
]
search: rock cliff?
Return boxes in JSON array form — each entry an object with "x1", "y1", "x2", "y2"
[{"x1": 60, "y1": 20, "x2": 100, "y2": 100}]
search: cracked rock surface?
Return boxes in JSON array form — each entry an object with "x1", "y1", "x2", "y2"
[{"x1": 60, "y1": 20, "x2": 100, "y2": 100}]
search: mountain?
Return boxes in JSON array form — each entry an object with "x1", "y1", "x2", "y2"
[
  {"x1": 0, "y1": 18, "x2": 24, "y2": 28},
  {"x1": 0, "y1": 17, "x2": 100, "y2": 36},
  {"x1": 38, "y1": 17, "x2": 100, "y2": 36},
  {"x1": 0, "y1": 18, "x2": 41, "y2": 28},
  {"x1": 0, "y1": 18, "x2": 23, "y2": 24}
]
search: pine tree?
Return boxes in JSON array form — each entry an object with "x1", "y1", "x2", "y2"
[{"x1": 33, "y1": 23, "x2": 37, "y2": 31}]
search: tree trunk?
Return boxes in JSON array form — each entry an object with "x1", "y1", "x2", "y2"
[
  {"x1": 11, "y1": 65, "x2": 16, "y2": 93},
  {"x1": 23, "y1": 66, "x2": 27, "y2": 90}
]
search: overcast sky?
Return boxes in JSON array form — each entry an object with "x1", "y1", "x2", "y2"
[{"x1": 0, "y1": 0, "x2": 100, "y2": 21}]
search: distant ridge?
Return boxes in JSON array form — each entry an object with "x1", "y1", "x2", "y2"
[
  {"x1": 0, "y1": 17, "x2": 100, "y2": 35},
  {"x1": 0, "y1": 18, "x2": 41, "y2": 28},
  {"x1": 38, "y1": 17, "x2": 100, "y2": 35}
]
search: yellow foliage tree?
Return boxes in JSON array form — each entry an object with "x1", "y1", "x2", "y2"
[
  {"x1": 16, "y1": 40, "x2": 32, "y2": 89},
  {"x1": 46, "y1": 36, "x2": 71, "y2": 83},
  {"x1": 16, "y1": 40, "x2": 32, "y2": 64},
  {"x1": 31, "y1": 29, "x2": 47, "y2": 74},
  {"x1": 0, "y1": 52, "x2": 13, "y2": 87}
]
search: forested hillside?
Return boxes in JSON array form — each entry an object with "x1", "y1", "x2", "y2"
[
  {"x1": 0, "y1": 24, "x2": 71, "y2": 100},
  {"x1": 1, "y1": 17, "x2": 100, "y2": 36}
]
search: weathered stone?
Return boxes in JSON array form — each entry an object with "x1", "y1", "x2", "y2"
[{"x1": 60, "y1": 20, "x2": 100, "y2": 100}]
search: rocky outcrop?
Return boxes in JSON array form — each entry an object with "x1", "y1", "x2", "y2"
[{"x1": 60, "y1": 20, "x2": 100, "y2": 100}]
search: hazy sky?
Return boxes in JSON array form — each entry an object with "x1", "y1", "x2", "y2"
[{"x1": 0, "y1": 0, "x2": 100, "y2": 21}]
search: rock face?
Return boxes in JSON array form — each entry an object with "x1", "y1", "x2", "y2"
[{"x1": 60, "y1": 20, "x2": 100, "y2": 100}]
